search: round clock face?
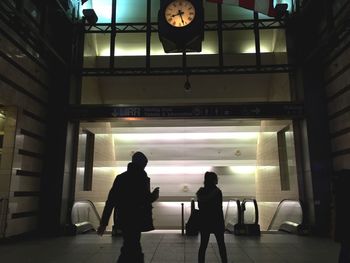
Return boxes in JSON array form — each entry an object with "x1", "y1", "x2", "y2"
[{"x1": 165, "y1": 0, "x2": 196, "y2": 28}]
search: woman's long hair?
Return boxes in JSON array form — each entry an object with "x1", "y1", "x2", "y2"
[{"x1": 204, "y1": 171, "x2": 218, "y2": 189}]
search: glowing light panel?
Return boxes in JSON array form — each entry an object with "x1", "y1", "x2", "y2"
[
  {"x1": 100, "y1": 47, "x2": 216, "y2": 56},
  {"x1": 115, "y1": 166, "x2": 212, "y2": 175},
  {"x1": 243, "y1": 45, "x2": 270, "y2": 54},
  {"x1": 91, "y1": 0, "x2": 112, "y2": 23},
  {"x1": 229, "y1": 166, "x2": 256, "y2": 174},
  {"x1": 113, "y1": 132, "x2": 258, "y2": 141}
]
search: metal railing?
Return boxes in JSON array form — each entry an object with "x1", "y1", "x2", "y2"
[
  {"x1": 71, "y1": 200, "x2": 101, "y2": 231},
  {"x1": 224, "y1": 199, "x2": 241, "y2": 232},
  {"x1": 241, "y1": 198, "x2": 259, "y2": 225},
  {"x1": 267, "y1": 199, "x2": 304, "y2": 233}
]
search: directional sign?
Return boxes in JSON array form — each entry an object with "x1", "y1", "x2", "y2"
[{"x1": 69, "y1": 103, "x2": 304, "y2": 120}]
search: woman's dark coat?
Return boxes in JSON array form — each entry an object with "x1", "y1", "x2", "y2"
[{"x1": 196, "y1": 186, "x2": 225, "y2": 233}]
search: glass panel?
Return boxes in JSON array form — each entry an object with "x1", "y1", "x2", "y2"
[
  {"x1": 114, "y1": 33, "x2": 146, "y2": 68},
  {"x1": 202, "y1": 31, "x2": 218, "y2": 55},
  {"x1": 150, "y1": 34, "x2": 182, "y2": 67},
  {"x1": 223, "y1": 30, "x2": 256, "y2": 66},
  {"x1": 115, "y1": 33, "x2": 146, "y2": 57},
  {"x1": 90, "y1": 0, "x2": 113, "y2": 23},
  {"x1": 151, "y1": 33, "x2": 167, "y2": 56},
  {"x1": 83, "y1": 33, "x2": 110, "y2": 68},
  {"x1": 116, "y1": 0, "x2": 147, "y2": 23},
  {"x1": 187, "y1": 54, "x2": 219, "y2": 67},
  {"x1": 151, "y1": 31, "x2": 218, "y2": 56},
  {"x1": 187, "y1": 32, "x2": 218, "y2": 67},
  {"x1": 222, "y1": 5, "x2": 254, "y2": 20},
  {"x1": 223, "y1": 30, "x2": 256, "y2": 54},
  {"x1": 151, "y1": 0, "x2": 160, "y2": 22},
  {"x1": 204, "y1": 1, "x2": 218, "y2": 21},
  {"x1": 261, "y1": 29, "x2": 288, "y2": 65}
]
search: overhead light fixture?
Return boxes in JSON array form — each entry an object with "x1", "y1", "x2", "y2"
[
  {"x1": 98, "y1": 166, "x2": 212, "y2": 175},
  {"x1": 229, "y1": 166, "x2": 256, "y2": 174},
  {"x1": 112, "y1": 132, "x2": 259, "y2": 141},
  {"x1": 184, "y1": 74, "x2": 191, "y2": 93},
  {"x1": 275, "y1": 3, "x2": 289, "y2": 19},
  {"x1": 82, "y1": 9, "x2": 98, "y2": 25}
]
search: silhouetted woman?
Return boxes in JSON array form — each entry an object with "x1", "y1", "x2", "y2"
[{"x1": 196, "y1": 172, "x2": 228, "y2": 263}]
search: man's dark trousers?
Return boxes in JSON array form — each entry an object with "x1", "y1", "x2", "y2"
[{"x1": 117, "y1": 229, "x2": 144, "y2": 263}]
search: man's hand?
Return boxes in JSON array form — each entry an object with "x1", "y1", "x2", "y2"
[
  {"x1": 97, "y1": 225, "x2": 106, "y2": 236},
  {"x1": 151, "y1": 187, "x2": 160, "y2": 202}
]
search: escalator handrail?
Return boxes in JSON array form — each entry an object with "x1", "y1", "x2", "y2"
[
  {"x1": 72, "y1": 200, "x2": 101, "y2": 223},
  {"x1": 267, "y1": 199, "x2": 304, "y2": 231},
  {"x1": 236, "y1": 200, "x2": 242, "y2": 225},
  {"x1": 241, "y1": 198, "x2": 259, "y2": 225},
  {"x1": 224, "y1": 199, "x2": 241, "y2": 225}
]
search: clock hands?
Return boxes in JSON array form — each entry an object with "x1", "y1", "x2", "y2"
[
  {"x1": 179, "y1": 11, "x2": 185, "y2": 25},
  {"x1": 171, "y1": 10, "x2": 185, "y2": 25},
  {"x1": 165, "y1": 0, "x2": 195, "y2": 27}
]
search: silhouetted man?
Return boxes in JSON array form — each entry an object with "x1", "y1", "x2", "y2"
[{"x1": 97, "y1": 152, "x2": 159, "y2": 263}]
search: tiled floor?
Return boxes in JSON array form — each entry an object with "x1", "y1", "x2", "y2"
[{"x1": 0, "y1": 231, "x2": 341, "y2": 263}]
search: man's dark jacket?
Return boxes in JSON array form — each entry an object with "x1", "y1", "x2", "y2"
[{"x1": 100, "y1": 162, "x2": 156, "y2": 232}]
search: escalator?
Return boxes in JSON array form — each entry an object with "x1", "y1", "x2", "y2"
[
  {"x1": 71, "y1": 200, "x2": 101, "y2": 234},
  {"x1": 224, "y1": 198, "x2": 306, "y2": 235},
  {"x1": 232, "y1": 199, "x2": 261, "y2": 236},
  {"x1": 267, "y1": 199, "x2": 307, "y2": 234},
  {"x1": 224, "y1": 199, "x2": 241, "y2": 233},
  {"x1": 71, "y1": 199, "x2": 306, "y2": 235}
]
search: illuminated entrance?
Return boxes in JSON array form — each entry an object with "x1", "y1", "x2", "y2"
[{"x1": 73, "y1": 116, "x2": 300, "y2": 231}]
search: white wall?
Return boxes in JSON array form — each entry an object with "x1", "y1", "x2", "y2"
[
  {"x1": 75, "y1": 122, "x2": 258, "y2": 229},
  {"x1": 81, "y1": 52, "x2": 291, "y2": 105},
  {"x1": 255, "y1": 120, "x2": 299, "y2": 230}
]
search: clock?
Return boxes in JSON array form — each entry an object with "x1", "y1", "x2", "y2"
[
  {"x1": 165, "y1": 0, "x2": 196, "y2": 28},
  {"x1": 158, "y1": 0, "x2": 204, "y2": 53}
]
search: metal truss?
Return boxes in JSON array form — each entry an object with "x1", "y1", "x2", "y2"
[
  {"x1": 82, "y1": 11, "x2": 289, "y2": 76},
  {"x1": 81, "y1": 0, "x2": 289, "y2": 77},
  {"x1": 82, "y1": 64, "x2": 293, "y2": 77},
  {"x1": 84, "y1": 23, "x2": 158, "y2": 33},
  {"x1": 84, "y1": 19, "x2": 285, "y2": 34}
]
